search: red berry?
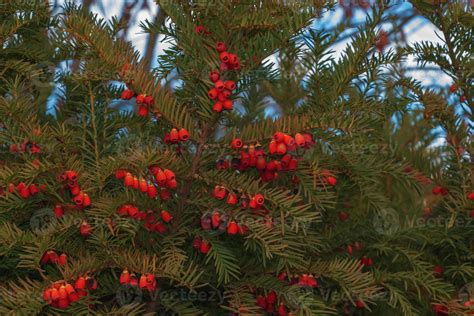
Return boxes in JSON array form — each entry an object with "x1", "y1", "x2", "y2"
[
  {"x1": 208, "y1": 88, "x2": 218, "y2": 100},
  {"x1": 58, "y1": 253, "x2": 67, "y2": 266},
  {"x1": 224, "y1": 80, "x2": 236, "y2": 91},
  {"x1": 19, "y1": 187, "x2": 30, "y2": 199},
  {"x1": 269, "y1": 141, "x2": 277, "y2": 154},
  {"x1": 228, "y1": 53, "x2": 238, "y2": 65},
  {"x1": 144, "y1": 184, "x2": 156, "y2": 198},
  {"x1": 294, "y1": 133, "x2": 306, "y2": 147},
  {"x1": 216, "y1": 42, "x2": 226, "y2": 52},
  {"x1": 160, "y1": 210, "x2": 173, "y2": 223},
  {"x1": 219, "y1": 52, "x2": 229, "y2": 63},
  {"x1": 214, "y1": 80, "x2": 225, "y2": 91},
  {"x1": 213, "y1": 185, "x2": 227, "y2": 200},
  {"x1": 199, "y1": 240, "x2": 211, "y2": 254},
  {"x1": 115, "y1": 169, "x2": 127, "y2": 179},
  {"x1": 121, "y1": 89, "x2": 134, "y2": 100},
  {"x1": 254, "y1": 194, "x2": 264, "y2": 205},
  {"x1": 326, "y1": 176, "x2": 337, "y2": 186},
  {"x1": 160, "y1": 189, "x2": 170, "y2": 201},
  {"x1": 169, "y1": 128, "x2": 179, "y2": 143},
  {"x1": 449, "y1": 84, "x2": 456, "y2": 93},
  {"x1": 139, "y1": 178, "x2": 148, "y2": 193},
  {"x1": 227, "y1": 192, "x2": 238, "y2": 205},
  {"x1": 79, "y1": 221, "x2": 91, "y2": 237},
  {"x1": 124, "y1": 173, "x2": 134, "y2": 187},
  {"x1": 266, "y1": 291, "x2": 277, "y2": 304},
  {"x1": 74, "y1": 277, "x2": 86, "y2": 290},
  {"x1": 144, "y1": 95, "x2": 153, "y2": 106},
  {"x1": 432, "y1": 185, "x2": 442, "y2": 195},
  {"x1": 178, "y1": 128, "x2": 189, "y2": 141},
  {"x1": 283, "y1": 134, "x2": 295, "y2": 147},
  {"x1": 276, "y1": 142, "x2": 287, "y2": 155},
  {"x1": 163, "y1": 169, "x2": 175, "y2": 181},
  {"x1": 211, "y1": 211, "x2": 221, "y2": 229},
  {"x1": 338, "y1": 211, "x2": 349, "y2": 222},
  {"x1": 227, "y1": 220, "x2": 238, "y2": 235},
  {"x1": 256, "y1": 295, "x2": 267, "y2": 309},
  {"x1": 192, "y1": 236, "x2": 202, "y2": 249},
  {"x1": 222, "y1": 99, "x2": 233, "y2": 110},
  {"x1": 460, "y1": 95, "x2": 466, "y2": 102},
  {"x1": 231, "y1": 138, "x2": 243, "y2": 149},
  {"x1": 273, "y1": 132, "x2": 285, "y2": 143},
  {"x1": 468, "y1": 192, "x2": 474, "y2": 200},
  {"x1": 213, "y1": 101, "x2": 223, "y2": 113},
  {"x1": 434, "y1": 265, "x2": 443, "y2": 276},
  {"x1": 137, "y1": 105, "x2": 149, "y2": 117},
  {"x1": 209, "y1": 71, "x2": 220, "y2": 82},
  {"x1": 195, "y1": 25, "x2": 204, "y2": 34},
  {"x1": 136, "y1": 94, "x2": 146, "y2": 104}
]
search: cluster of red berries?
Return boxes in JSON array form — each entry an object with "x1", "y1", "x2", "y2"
[
  {"x1": 194, "y1": 25, "x2": 211, "y2": 35},
  {"x1": 346, "y1": 241, "x2": 363, "y2": 256},
  {"x1": 40, "y1": 250, "x2": 67, "y2": 266},
  {"x1": 277, "y1": 271, "x2": 318, "y2": 287},
  {"x1": 119, "y1": 269, "x2": 157, "y2": 291},
  {"x1": 212, "y1": 186, "x2": 265, "y2": 208},
  {"x1": 59, "y1": 170, "x2": 91, "y2": 208},
  {"x1": 432, "y1": 185, "x2": 449, "y2": 196},
  {"x1": 359, "y1": 256, "x2": 374, "y2": 267},
  {"x1": 255, "y1": 290, "x2": 291, "y2": 315},
  {"x1": 9, "y1": 140, "x2": 41, "y2": 154},
  {"x1": 117, "y1": 204, "x2": 172, "y2": 233},
  {"x1": 208, "y1": 42, "x2": 239, "y2": 113},
  {"x1": 200, "y1": 211, "x2": 248, "y2": 235},
  {"x1": 116, "y1": 168, "x2": 174, "y2": 200},
  {"x1": 164, "y1": 128, "x2": 189, "y2": 144},
  {"x1": 7, "y1": 182, "x2": 46, "y2": 199},
  {"x1": 121, "y1": 89, "x2": 154, "y2": 117},
  {"x1": 192, "y1": 236, "x2": 211, "y2": 254},
  {"x1": 42, "y1": 276, "x2": 96, "y2": 309},
  {"x1": 223, "y1": 133, "x2": 332, "y2": 184}
]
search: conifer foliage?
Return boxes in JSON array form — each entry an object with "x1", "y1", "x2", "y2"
[{"x1": 0, "y1": 1, "x2": 473, "y2": 315}]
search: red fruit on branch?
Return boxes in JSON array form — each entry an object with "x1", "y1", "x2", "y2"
[
  {"x1": 74, "y1": 277, "x2": 86, "y2": 290},
  {"x1": 224, "y1": 80, "x2": 236, "y2": 91},
  {"x1": 199, "y1": 240, "x2": 211, "y2": 254},
  {"x1": 209, "y1": 71, "x2": 220, "y2": 82},
  {"x1": 121, "y1": 89, "x2": 134, "y2": 100},
  {"x1": 208, "y1": 88, "x2": 218, "y2": 100},
  {"x1": 432, "y1": 185, "x2": 442, "y2": 195},
  {"x1": 227, "y1": 221, "x2": 238, "y2": 235},
  {"x1": 178, "y1": 128, "x2": 189, "y2": 141},
  {"x1": 213, "y1": 101, "x2": 223, "y2": 113},
  {"x1": 219, "y1": 52, "x2": 229, "y2": 63},
  {"x1": 326, "y1": 176, "x2": 337, "y2": 186},
  {"x1": 231, "y1": 138, "x2": 243, "y2": 149},
  {"x1": 227, "y1": 192, "x2": 238, "y2": 205},
  {"x1": 216, "y1": 42, "x2": 226, "y2": 52},
  {"x1": 79, "y1": 221, "x2": 91, "y2": 237},
  {"x1": 58, "y1": 253, "x2": 67, "y2": 266},
  {"x1": 213, "y1": 185, "x2": 227, "y2": 200},
  {"x1": 467, "y1": 192, "x2": 474, "y2": 200},
  {"x1": 222, "y1": 99, "x2": 233, "y2": 110},
  {"x1": 215, "y1": 80, "x2": 225, "y2": 91},
  {"x1": 120, "y1": 269, "x2": 130, "y2": 285},
  {"x1": 449, "y1": 84, "x2": 457, "y2": 93},
  {"x1": 160, "y1": 210, "x2": 173, "y2": 223},
  {"x1": 211, "y1": 211, "x2": 221, "y2": 229},
  {"x1": 169, "y1": 128, "x2": 179, "y2": 143}
]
